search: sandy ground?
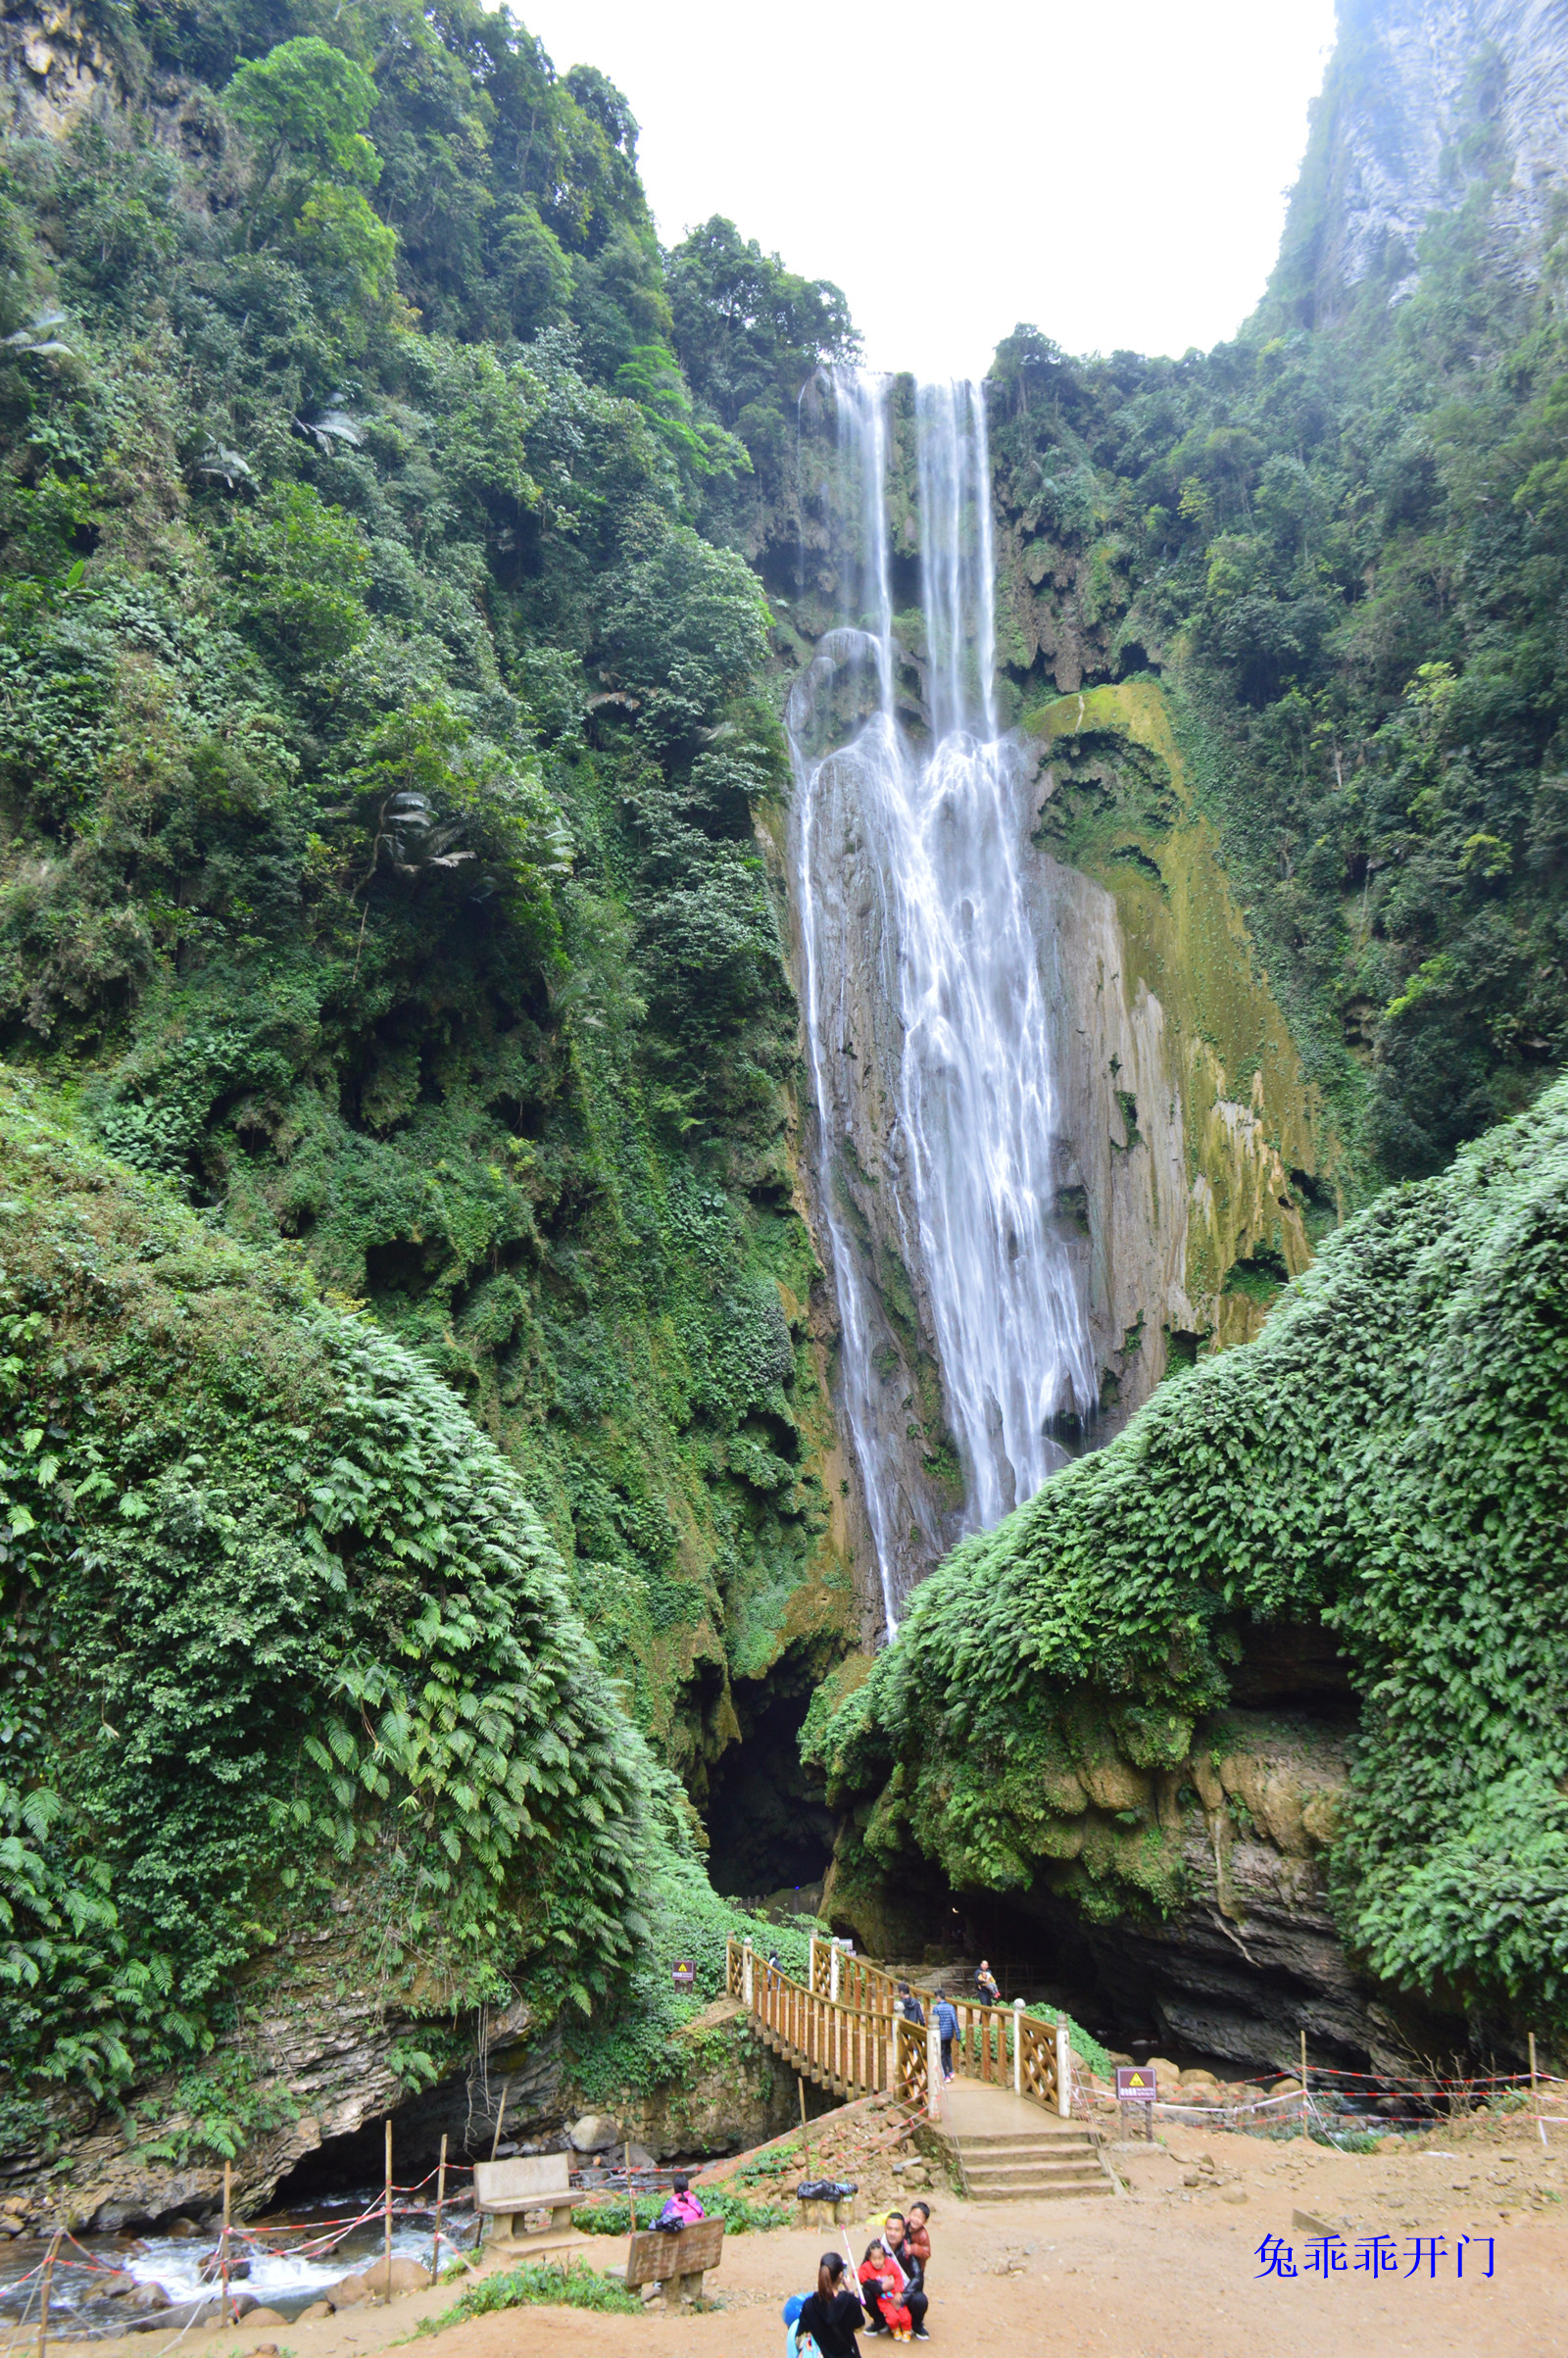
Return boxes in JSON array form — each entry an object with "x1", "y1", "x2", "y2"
[{"x1": 38, "y1": 2111, "x2": 1568, "y2": 2358}]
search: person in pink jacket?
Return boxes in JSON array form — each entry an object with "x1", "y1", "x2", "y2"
[{"x1": 657, "y1": 2173, "x2": 706, "y2": 2227}]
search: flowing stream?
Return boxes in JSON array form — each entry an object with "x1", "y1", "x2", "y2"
[{"x1": 789, "y1": 369, "x2": 1098, "y2": 1632}]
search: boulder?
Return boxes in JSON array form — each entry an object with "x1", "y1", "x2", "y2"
[
  {"x1": 327, "y1": 2275, "x2": 369, "y2": 2308},
  {"x1": 234, "y1": 2309, "x2": 286, "y2": 2330},
  {"x1": 164, "y1": 2218, "x2": 203, "y2": 2238},
  {"x1": 126, "y1": 2284, "x2": 172, "y2": 2314},
  {"x1": 101, "y1": 2272, "x2": 143, "y2": 2296},
  {"x1": 296, "y1": 2302, "x2": 333, "y2": 2323},
  {"x1": 567, "y1": 2114, "x2": 620, "y2": 2153},
  {"x1": 359, "y1": 2256, "x2": 433, "y2": 2299}
]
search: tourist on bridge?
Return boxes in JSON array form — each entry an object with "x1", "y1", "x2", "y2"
[
  {"x1": 896, "y1": 1981, "x2": 924, "y2": 2027},
  {"x1": 796, "y1": 2251, "x2": 867, "y2": 2357},
  {"x1": 933, "y1": 1993, "x2": 959, "y2": 2081},
  {"x1": 975, "y1": 1958, "x2": 1001, "y2": 2005}
]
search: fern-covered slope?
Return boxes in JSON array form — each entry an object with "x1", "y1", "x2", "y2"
[
  {"x1": 808, "y1": 1077, "x2": 1568, "y2": 2038},
  {"x1": 0, "y1": 0, "x2": 865, "y2": 1808},
  {"x1": 0, "y1": 1074, "x2": 661, "y2": 2173}
]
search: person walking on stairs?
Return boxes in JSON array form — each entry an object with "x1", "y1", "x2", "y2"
[{"x1": 933, "y1": 1993, "x2": 959, "y2": 2082}]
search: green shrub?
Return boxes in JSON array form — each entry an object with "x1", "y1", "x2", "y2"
[
  {"x1": 416, "y1": 2260, "x2": 642, "y2": 2325},
  {"x1": 573, "y1": 2185, "x2": 790, "y2": 2235}
]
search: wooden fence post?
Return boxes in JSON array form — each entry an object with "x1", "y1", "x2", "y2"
[
  {"x1": 1299, "y1": 2028, "x2": 1309, "y2": 2137},
  {"x1": 36, "y1": 2228, "x2": 61, "y2": 2358},
  {"x1": 1012, "y1": 1999, "x2": 1025, "y2": 2095},
  {"x1": 383, "y1": 2121, "x2": 393, "y2": 2293},
  {"x1": 220, "y1": 2160, "x2": 232, "y2": 2325},
  {"x1": 743, "y1": 1936, "x2": 754, "y2": 2008},
  {"x1": 1055, "y1": 2020, "x2": 1071, "y2": 2118},
  {"x1": 431, "y1": 2133, "x2": 447, "y2": 2278},
  {"x1": 829, "y1": 1939, "x2": 841, "y2": 2005},
  {"x1": 927, "y1": 2008, "x2": 943, "y2": 2120}
]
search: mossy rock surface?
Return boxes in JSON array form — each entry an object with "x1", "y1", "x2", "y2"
[{"x1": 808, "y1": 1077, "x2": 1568, "y2": 2035}]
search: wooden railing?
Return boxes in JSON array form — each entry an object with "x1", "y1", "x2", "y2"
[
  {"x1": 728, "y1": 1940, "x2": 910, "y2": 2100},
  {"x1": 726, "y1": 1938, "x2": 1071, "y2": 2121}
]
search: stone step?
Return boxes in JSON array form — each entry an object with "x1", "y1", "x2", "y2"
[
  {"x1": 963, "y1": 2160, "x2": 1105, "y2": 2185},
  {"x1": 964, "y1": 2176, "x2": 1114, "y2": 2202},
  {"x1": 948, "y1": 2132, "x2": 1098, "y2": 2151}
]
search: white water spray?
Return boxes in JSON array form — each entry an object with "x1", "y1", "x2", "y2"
[{"x1": 789, "y1": 370, "x2": 1099, "y2": 1633}]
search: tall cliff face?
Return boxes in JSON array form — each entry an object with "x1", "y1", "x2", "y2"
[
  {"x1": 802, "y1": 0, "x2": 1568, "y2": 2061},
  {"x1": 768, "y1": 382, "x2": 1334, "y2": 1620},
  {"x1": 1270, "y1": 0, "x2": 1568, "y2": 324}
]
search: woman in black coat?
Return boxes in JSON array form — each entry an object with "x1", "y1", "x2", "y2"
[{"x1": 797, "y1": 2251, "x2": 866, "y2": 2356}]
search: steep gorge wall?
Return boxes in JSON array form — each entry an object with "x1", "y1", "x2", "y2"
[
  {"x1": 1271, "y1": 0, "x2": 1568, "y2": 326},
  {"x1": 809, "y1": 1073, "x2": 1568, "y2": 2064},
  {"x1": 1019, "y1": 678, "x2": 1331, "y2": 1395}
]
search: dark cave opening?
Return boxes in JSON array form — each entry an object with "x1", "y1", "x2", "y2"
[
  {"x1": 269, "y1": 2045, "x2": 545, "y2": 2207},
  {"x1": 703, "y1": 1671, "x2": 837, "y2": 1903}
]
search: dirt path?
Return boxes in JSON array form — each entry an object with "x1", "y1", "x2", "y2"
[{"x1": 40, "y1": 2111, "x2": 1568, "y2": 2358}]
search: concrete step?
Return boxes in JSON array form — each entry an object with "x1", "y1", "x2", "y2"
[
  {"x1": 954, "y1": 2133, "x2": 1115, "y2": 2201},
  {"x1": 949, "y1": 2132, "x2": 1098, "y2": 2152},
  {"x1": 961, "y1": 2159, "x2": 1107, "y2": 2179},
  {"x1": 965, "y1": 2178, "x2": 1114, "y2": 2202}
]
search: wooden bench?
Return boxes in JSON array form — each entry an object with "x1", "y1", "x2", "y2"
[
  {"x1": 471, "y1": 2155, "x2": 575, "y2": 2251},
  {"x1": 623, "y1": 2219, "x2": 725, "y2": 2310}
]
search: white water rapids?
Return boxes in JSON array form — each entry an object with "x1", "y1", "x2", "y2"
[{"x1": 789, "y1": 369, "x2": 1099, "y2": 1633}]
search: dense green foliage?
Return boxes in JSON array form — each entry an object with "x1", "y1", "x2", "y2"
[
  {"x1": 0, "y1": 0, "x2": 870, "y2": 2176},
  {"x1": 808, "y1": 1078, "x2": 1568, "y2": 2029},
  {"x1": 988, "y1": 127, "x2": 1568, "y2": 1183},
  {"x1": 0, "y1": 0, "x2": 861, "y2": 1803},
  {"x1": 0, "y1": 1074, "x2": 823, "y2": 2166},
  {"x1": 562, "y1": 1859, "x2": 812, "y2": 2103},
  {"x1": 0, "y1": 1076, "x2": 651, "y2": 2124},
  {"x1": 573, "y1": 2184, "x2": 790, "y2": 2235}
]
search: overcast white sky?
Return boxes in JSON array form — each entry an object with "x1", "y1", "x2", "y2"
[{"x1": 517, "y1": 0, "x2": 1340, "y2": 380}]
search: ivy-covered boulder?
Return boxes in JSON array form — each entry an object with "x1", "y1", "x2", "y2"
[{"x1": 808, "y1": 1076, "x2": 1568, "y2": 2045}]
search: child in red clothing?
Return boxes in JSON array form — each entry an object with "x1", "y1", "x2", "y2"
[{"x1": 858, "y1": 2240, "x2": 912, "y2": 2340}]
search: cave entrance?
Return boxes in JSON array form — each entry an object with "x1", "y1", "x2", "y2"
[{"x1": 703, "y1": 1659, "x2": 836, "y2": 1906}]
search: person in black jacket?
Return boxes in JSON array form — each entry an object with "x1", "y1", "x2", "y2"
[
  {"x1": 881, "y1": 2212, "x2": 930, "y2": 2342},
  {"x1": 797, "y1": 2251, "x2": 866, "y2": 2357}
]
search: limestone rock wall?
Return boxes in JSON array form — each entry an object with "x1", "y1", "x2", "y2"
[
  {"x1": 1272, "y1": 0, "x2": 1568, "y2": 324},
  {"x1": 1021, "y1": 680, "x2": 1332, "y2": 1405}
]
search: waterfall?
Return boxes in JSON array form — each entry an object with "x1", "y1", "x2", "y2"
[{"x1": 788, "y1": 368, "x2": 1099, "y2": 1634}]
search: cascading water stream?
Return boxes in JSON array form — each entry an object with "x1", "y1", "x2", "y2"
[{"x1": 789, "y1": 369, "x2": 1099, "y2": 1634}]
